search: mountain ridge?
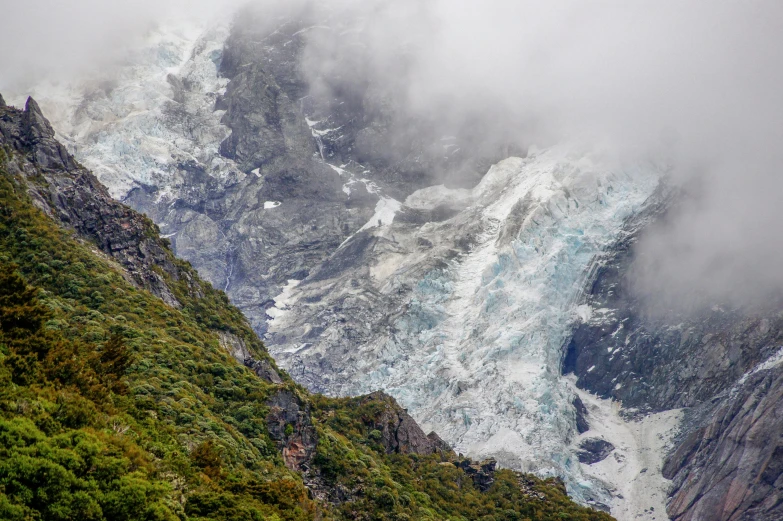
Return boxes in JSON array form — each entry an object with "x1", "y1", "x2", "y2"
[{"x1": 0, "y1": 94, "x2": 612, "y2": 520}]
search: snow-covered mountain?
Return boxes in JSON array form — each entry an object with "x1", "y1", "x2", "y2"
[
  {"x1": 11, "y1": 7, "x2": 783, "y2": 521},
  {"x1": 266, "y1": 145, "x2": 673, "y2": 512}
]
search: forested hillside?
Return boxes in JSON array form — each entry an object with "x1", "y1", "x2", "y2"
[{"x1": 0, "y1": 97, "x2": 611, "y2": 521}]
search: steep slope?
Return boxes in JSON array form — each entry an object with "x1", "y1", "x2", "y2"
[
  {"x1": 564, "y1": 198, "x2": 783, "y2": 521},
  {"x1": 266, "y1": 145, "x2": 670, "y2": 512},
  {"x1": 0, "y1": 96, "x2": 612, "y2": 520}
]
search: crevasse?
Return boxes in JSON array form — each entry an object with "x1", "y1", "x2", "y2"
[
  {"x1": 318, "y1": 146, "x2": 664, "y2": 506},
  {"x1": 10, "y1": 19, "x2": 237, "y2": 202}
]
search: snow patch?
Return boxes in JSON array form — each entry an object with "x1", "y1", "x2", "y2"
[
  {"x1": 569, "y1": 376, "x2": 682, "y2": 521},
  {"x1": 404, "y1": 184, "x2": 473, "y2": 210},
  {"x1": 736, "y1": 345, "x2": 783, "y2": 387},
  {"x1": 266, "y1": 279, "x2": 302, "y2": 321},
  {"x1": 359, "y1": 197, "x2": 401, "y2": 231}
]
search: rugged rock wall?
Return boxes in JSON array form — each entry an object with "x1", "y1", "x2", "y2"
[
  {"x1": 564, "y1": 195, "x2": 783, "y2": 520},
  {"x1": 0, "y1": 97, "x2": 189, "y2": 307}
]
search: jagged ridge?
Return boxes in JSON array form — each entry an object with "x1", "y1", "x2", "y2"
[{"x1": 0, "y1": 96, "x2": 612, "y2": 520}]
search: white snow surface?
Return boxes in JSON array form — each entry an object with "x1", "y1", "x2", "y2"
[
  {"x1": 735, "y1": 344, "x2": 783, "y2": 387},
  {"x1": 403, "y1": 184, "x2": 473, "y2": 210},
  {"x1": 359, "y1": 197, "x2": 402, "y2": 231},
  {"x1": 271, "y1": 145, "x2": 667, "y2": 511},
  {"x1": 266, "y1": 279, "x2": 302, "y2": 321},
  {"x1": 7, "y1": 18, "x2": 239, "y2": 201},
  {"x1": 568, "y1": 376, "x2": 682, "y2": 520}
]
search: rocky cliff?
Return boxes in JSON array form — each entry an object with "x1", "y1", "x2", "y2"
[
  {"x1": 564, "y1": 194, "x2": 783, "y2": 520},
  {"x1": 0, "y1": 92, "x2": 613, "y2": 521},
  {"x1": 13, "y1": 5, "x2": 783, "y2": 521}
]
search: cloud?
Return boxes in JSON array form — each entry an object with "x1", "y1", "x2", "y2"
[
  {"x1": 0, "y1": 0, "x2": 237, "y2": 90},
  {"x1": 3, "y1": 0, "x2": 782, "y2": 311},
  {"x1": 292, "y1": 0, "x2": 783, "y2": 312}
]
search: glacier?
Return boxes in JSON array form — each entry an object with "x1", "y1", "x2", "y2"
[
  {"x1": 267, "y1": 144, "x2": 672, "y2": 512},
  {"x1": 7, "y1": 17, "x2": 239, "y2": 202},
  {"x1": 11, "y1": 17, "x2": 684, "y2": 518}
]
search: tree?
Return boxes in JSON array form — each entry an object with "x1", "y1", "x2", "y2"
[{"x1": 0, "y1": 263, "x2": 49, "y2": 337}]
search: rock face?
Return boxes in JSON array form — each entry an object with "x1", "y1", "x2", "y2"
[
  {"x1": 265, "y1": 390, "x2": 318, "y2": 472},
  {"x1": 662, "y1": 365, "x2": 783, "y2": 521},
  {"x1": 577, "y1": 438, "x2": 616, "y2": 465},
  {"x1": 573, "y1": 396, "x2": 590, "y2": 434},
  {"x1": 453, "y1": 458, "x2": 498, "y2": 492},
  {"x1": 0, "y1": 97, "x2": 193, "y2": 308},
  {"x1": 245, "y1": 357, "x2": 284, "y2": 385},
  {"x1": 564, "y1": 194, "x2": 783, "y2": 520},
  {"x1": 360, "y1": 391, "x2": 451, "y2": 456}
]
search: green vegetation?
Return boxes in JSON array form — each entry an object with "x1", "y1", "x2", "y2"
[{"x1": 0, "y1": 146, "x2": 612, "y2": 520}]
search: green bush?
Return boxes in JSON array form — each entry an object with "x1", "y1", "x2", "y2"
[{"x1": 0, "y1": 148, "x2": 613, "y2": 521}]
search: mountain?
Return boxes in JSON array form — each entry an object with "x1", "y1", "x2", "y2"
[
  {"x1": 12, "y1": 5, "x2": 783, "y2": 521},
  {"x1": 0, "y1": 95, "x2": 613, "y2": 520}
]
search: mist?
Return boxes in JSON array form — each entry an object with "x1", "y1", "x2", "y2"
[
  {"x1": 291, "y1": 0, "x2": 783, "y2": 312},
  {"x1": 2, "y1": 0, "x2": 783, "y2": 312},
  {"x1": 0, "y1": 0, "x2": 238, "y2": 90}
]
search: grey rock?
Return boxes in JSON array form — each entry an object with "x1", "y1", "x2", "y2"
[
  {"x1": 244, "y1": 357, "x2": 283, "y2": 385},
  {"x1": 266, "y1": 390, "x2": 318, "y2": 471},
  {"x1": 573, "y1": 395, "x2": 590, "y2": 434},
  {"x1": 454, "y1": 458, "x2": 497, "y2": 492},
  {"x1": 663, "y1": 366, "x2": 783, "y2": 521},
  {"x1": 218, "y1": 330, "x2": 253, "y2": 362},
  {"x1": 361, "y1": 391, "x2": 452, "y2": 456},
  {"x1": 576, "y1": 438, "x2": 615, "y2": 464}
]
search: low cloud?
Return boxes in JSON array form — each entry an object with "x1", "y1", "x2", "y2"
[
  {"x1": 294, "y1": 0, "x2": 783, "y2": 312},
  {"x1": 0, "y1": 0, "x2": 238, "y2": 90},
  {"x1": 3, "y1": 0, "x2": 782, "y2": 312}
]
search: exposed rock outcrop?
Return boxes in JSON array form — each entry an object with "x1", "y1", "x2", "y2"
[
  {"x1": 663, "y1": 365, "x2": 783, "y2": 521},
  {"x1": 573, "y1": 395, "x2": 590, "y2": 434},
  {"x1": 0, "y1": 97, "x2": 193, "y2": 307},
  {"x1": 265, "y1": 390, "x2": 318, "y2": 472},
  {"x1": 360, "y1": 391, "x2": 452, "y2": 456},
  {"x1": 218, "y1": 330, "x2": 253, "y2": 362},
  {"x1": 244, "y1": 357, "x2": 284, "y2": 385},
  {"x1": 453, "y1": 458, "x2": 498, "y2": 492},
  {"x1": 577, "y1": 438, "x2": 615, "y2": 465}
]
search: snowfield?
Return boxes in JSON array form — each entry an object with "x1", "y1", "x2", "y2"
[
  {"x1": 269, "y1": 144, "x2": 672, "y2": 515},
  {"x1": 14, "y1": 18, "x2": 682, "y2": 519}
]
